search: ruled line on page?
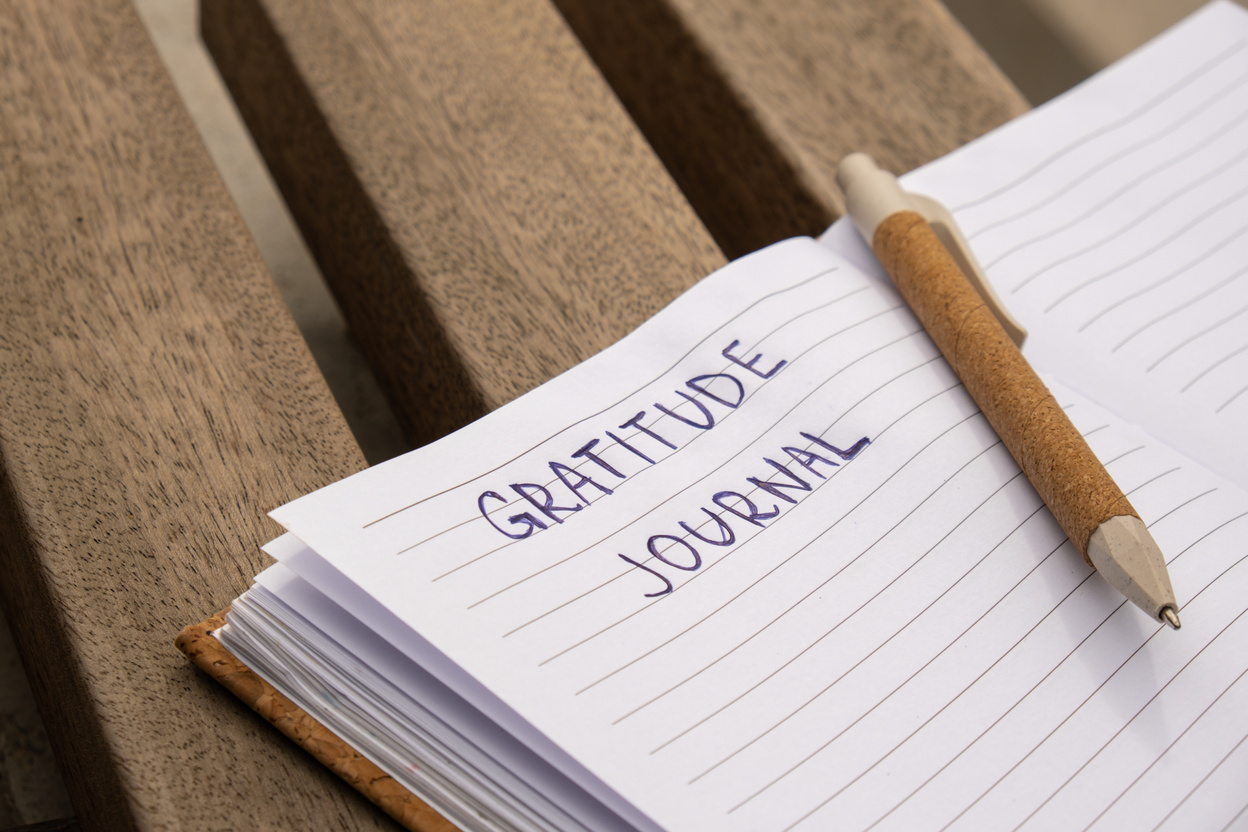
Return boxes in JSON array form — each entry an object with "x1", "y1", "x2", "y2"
[
  {"x1": 1216, "y1": 382, "x2": 1248, "y2": 413},
  {"x1": 859, "y1": 499, "x2": 1247, "y2": 832},
  {"x1": 1074, "y1": 218, "x2": 1248, "y2": 336},
  {"x1": 994, "y1": 147, "x2": 1248, "y2": 301},
  {"x1": 680, "y1": 494, "x2": 1044, "y2": 788},
  {"x1": 948, "y1": 39, "x2": 1247, "y2": 215},
  {"x1": 1151, "y1": 731, "x2": 1248, "y2": 832},
  {"x1": 1113, "y1": 261, "x2": 1248, "y2": 349},
  {"x1": 943, "y1": 551, "x2": 1248, "y2": 831},
  {"x1": 990, "y1": 516, "x2": 1248, "y2": 832},
  {"x1": 964, "y1": 65, "x2": 1248, "y2": 244},
  {"x1": 711, "y1": 443, "x2": 1193, "y2": 821},
  {"x1": 629, "y1": 457, "x2": 1021, "y2": 742},
  {"x1": 890, "y1": 601, "x2": 1226, "y2": 832},
  {"x1": 1087, "y1": 664, "x2": 1248, "y2": 830},
  {"x1": 1018, "y1": 608, "x2": 1248, "y2": 832},
  {"x1": 1145, "y1": 299, "x2": 1248, "y2": 372},
  {"x1": 755, "y1": 551, "x2": 1098, "y2": 827},
  {"x1": 1035, "y1": 176, "x2": 1248, "y2": 308},
  {"x1": 775, "y1": 519, "x2": 1236, "y2": 832},
  {"x1": 979, "y1": 95, "x2": 1248, "y2": 275},
  {"x1": 1090, "y1": 243, "x2": 1248, "y2": 340},
  {"x1": 1181, "y1": 342, "x2": 1248, "y2": 392}
]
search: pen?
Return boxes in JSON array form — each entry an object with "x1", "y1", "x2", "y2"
[{"x1": 837, "y1": 153, "x2": 1181, "y2": 630}]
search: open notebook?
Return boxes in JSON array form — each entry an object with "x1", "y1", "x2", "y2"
[{"x1": 183, "y1": 4, "x2": 1248, "y2": 830}]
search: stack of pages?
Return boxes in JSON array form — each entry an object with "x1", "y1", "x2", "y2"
[{"x1": 211, "y1": 4, "x2": 1248, "y2": 830}]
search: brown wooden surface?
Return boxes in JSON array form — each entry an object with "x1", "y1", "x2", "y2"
[
  {"x1": 203, "y1": 0, "x2": 1027, "y2": 447},
  {"x1": 201, "y1": 0, "x2": 727, "y2": 448},
  {"x1": 0, "y1": 0, "x2": 393, "y2": 829},
  {"x1": 553, "y1": 0, "x2": 1031, "y2": 258}
]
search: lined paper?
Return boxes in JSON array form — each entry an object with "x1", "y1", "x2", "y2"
[
  {"x1": 895, "y1": 0, "x2": 1248, "y2": 488},
  {"x1": 226, "y1": 4, "x2": 1248, "y2": 831}
]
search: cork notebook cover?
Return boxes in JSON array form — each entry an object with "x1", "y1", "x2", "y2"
[{"x1": 175, "y1": 613, "x2": 460, "y2": 832}]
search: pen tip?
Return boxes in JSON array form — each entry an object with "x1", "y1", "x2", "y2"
[{"x1": 1160, "y1": 606, "x2": 1181, "y2": 630}]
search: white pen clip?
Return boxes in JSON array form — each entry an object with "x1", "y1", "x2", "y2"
[{"x1": 837, "y1": 152, "x2": 1027, "y2": 347}]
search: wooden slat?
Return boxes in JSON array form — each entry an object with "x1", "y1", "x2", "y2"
[
  {"x1": 203, "y1": 0, "x2": 1027, "y2": 447},
  {"x1": 552, "y1": 0, "x2": 1031, "y2": 258},
  {"x1": 0, "y1": 0, "x2": 394, "y2": 828},
  {"x1": 200, "y1": 0, "x2": 727, "y2": 448}
]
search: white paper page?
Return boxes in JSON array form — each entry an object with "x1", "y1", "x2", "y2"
[
  {"x1": 270, "y1": 237, "x2": 1248, "y2": 831},
  {"x1": 894, "y1": 0, "x2": 1248, "y2": 489}
]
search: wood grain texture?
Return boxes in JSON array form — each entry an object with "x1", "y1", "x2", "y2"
[
  {"x1": 201, "y1": 0, "x2": 727, "y2": 448},
  {"x1": 0, "y1": 0, "x2": 395, "y2": 828},
  {"x1": 551, "y1": 0, "x2": 1031, "y2": 258}
]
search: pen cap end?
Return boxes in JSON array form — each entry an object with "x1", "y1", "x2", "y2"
[
  {"x1": 835, "y1": 152, "x2": 880, "y2": 191},
  {"x1": 836, "y1": 153, "x2": 910, "y2": 244}
]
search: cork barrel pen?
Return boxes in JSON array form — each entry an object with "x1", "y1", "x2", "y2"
[{"x1": 837, "y1": 153, "x2": 1180, "y2": 630}]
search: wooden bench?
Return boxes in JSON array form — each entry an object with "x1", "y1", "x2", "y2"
[{"x1": 0, "y1": 0, "x2": 1024, "y2": 828}]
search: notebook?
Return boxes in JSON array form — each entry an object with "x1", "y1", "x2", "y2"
[{"x1": 180, "y1": 3, "x2": 1248, "y2": 830}]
